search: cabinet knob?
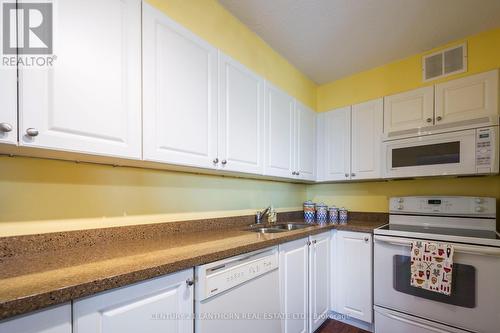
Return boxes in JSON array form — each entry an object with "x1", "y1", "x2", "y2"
[
  {"x1": 345, "y1": 173, "x2": 349, "y2": 178},
  {"x1": 351, "y1": 173, "x2": 356, "y2": 177},
  {"x1": 213, "y1": 158, "x2": 219, "y2": 164},
  {"x1": 436, "y1": 116, "x2": 442, "y2": 121},
  {"x1": 313, "y1": 240, "x2": 317, "y2": 244},
  {"x1": 221, "y1": 160, "x2": 227, "y2": 165},
  {"x1": 0, "y1": 122, "x2": 13, "y2": 133},
  {"x1": 292, "y1": 171, "x2": 297, "y2": 175},
  {"x1": 307, "y1": 240, "x2": 311, "y2": 246},
  {"x1": 296, "y1": 172, "x2": 300, "y2": 176},
  {"x1": 426, "y1": 118, "x2": 432, "y2": 123},
  {"x1": 26, "y1": 128, "x2": 39, "y2": 137},
  {"x1": 364, "y1": 236, "x2": 369, "y2": 242},
  {"x1": 186, "y1": 278, "x2": 194, "y2": 286}
]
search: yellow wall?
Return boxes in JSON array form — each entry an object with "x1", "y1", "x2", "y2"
[
  {"x1": 0, "y1": 156, "x2": 305, "y2": 223},
  {"x1": 317, "y1": 27, "x2": 500, "y2": 111},
  {"x1": 307, "y1": 176, "x2": 500, "y2": 213},
  {"x1": 146, "y1": 0, "x2": 317, "y2": 110}
]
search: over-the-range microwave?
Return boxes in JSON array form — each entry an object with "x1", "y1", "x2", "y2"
[{"x1": 382, "y1": 126, "x2": 499, "y2": 178}]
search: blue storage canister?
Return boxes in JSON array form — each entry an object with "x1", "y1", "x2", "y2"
[
  {"x1": 316, "y1": 203, "x2": 328, "y2": 224},
  {"x1": 339, "y1": 207, "x2": 348, "y2": 224},
  {"x1": 303, "y1": 200, "x2": 316, "y2": 224},
  {"x1": 328, "y1": 206, "x2": 339, "y2": 224}
]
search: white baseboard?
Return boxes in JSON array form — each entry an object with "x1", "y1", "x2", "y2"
[{"x1": 328, "y1": 311, "x2": 374, "y2": 332}]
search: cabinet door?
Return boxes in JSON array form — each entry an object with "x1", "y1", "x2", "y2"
[
  {"x1": 279, "y1": 238, "x2": 309, "y2": 333},
  {"x1": 0, "y1": 303, "x2": 71, "y2": 333},
  {"x1": 264, "y1": 83, "x2": 295, "y2": 178},
  {"x1": 324, "y1": 107, "x2": 351, "y2": 181},
  {"x1": 19, "y1": 0, "x2": 141, "y2": 159},
  {"x1": 309, "y1": 232, "x2": 330, "y2": 333},
  {"x1": 143, "y1": 4, "x2": 218, "y2": 168},
  {"x1": 383, "y1": 86, "x2": 434, "y2": 136},
  {"x1": 351, "y1": 98, "x2": 383, "y2": 180},
  {"x1": 295, "y1": 102, "x2": 316, "y2": 181},
  {"x1": 0, "y1": 52, "x2": 17, "y2": 144},
  {"x1": 435, "y1": 69, "x2": 499, "y2": 126},
  {"x1": 315, "y1": 113, "x2": 326, "y2": 181},
  {"x1": 218, "y1": 54, "x2": 264, "y2": 174},
  {"x1": 73, "y1": 269, "x2": 194, "y2": 333},
  {"x1": 335, "y1": 231, "x2": 373, "y2": 323}
]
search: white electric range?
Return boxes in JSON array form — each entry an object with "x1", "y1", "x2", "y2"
[{"x1": 374, "y1": 196, "x2": 500, "y2": 333}]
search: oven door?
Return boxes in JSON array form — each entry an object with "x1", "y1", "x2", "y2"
[
  {"x1": 374, "y1": 235, "x2": 500, "y2": 332},
  {"x1": 383, "y1": 129, "x2": 476, "y2": 178}
]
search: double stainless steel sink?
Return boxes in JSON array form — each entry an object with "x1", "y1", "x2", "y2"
[{"x1": 246, "y1": 223, "x2": 314, "y2": 234}]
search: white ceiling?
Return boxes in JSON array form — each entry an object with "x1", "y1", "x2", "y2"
[{"x1": 218, "y1": 0, "x2": 500, "y2": 84}]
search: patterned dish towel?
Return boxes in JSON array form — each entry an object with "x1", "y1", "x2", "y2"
[{"x1": 410, "y1": 240, "x2": 454, "y2": 295}]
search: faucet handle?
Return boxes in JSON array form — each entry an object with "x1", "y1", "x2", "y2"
[{"x1": 255, "y1": 211, "x2": 262, "y2": 224}]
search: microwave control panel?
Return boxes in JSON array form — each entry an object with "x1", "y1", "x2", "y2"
[{"x1": 476, "y1": 127, "x2": 496, "y2": 173}]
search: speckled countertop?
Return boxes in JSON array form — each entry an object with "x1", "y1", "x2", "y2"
[{"x1": 0, "y1": 212, "x2": 387, "y2": 321}]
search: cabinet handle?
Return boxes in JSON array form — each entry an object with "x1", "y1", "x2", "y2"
[
  {"x1": 0, "y1": 123, "x2": 13, "y2": 133},
  {"x1": 351, "y1": 173, "x2": 356, "y2": 177},
  {"x1": 426, "y1": 118, "x2": 432, "y2": 123},
  {"x1": 296, "y1": 172, "x2": 300, "y2": 176},
  {"x1": 186, "y1": 278, "x2": 194, "y2": 286},
  {"x1": 313, "y1": 240, "x2": 317, "y2": 244},
  {"x1": 26, "y1": 128, "x2": 39, "y2": 137},
  {"x1": 221, "y1": 160, "x2": 227, "y2": 165},
  {"x1": 436, "y1": 116, "x2": 442, "y2": 121},
  {"x1": 344, "y1": 173, "x2": 349, "y2": 178},
  {"x1": 292, "y1": 171, "x2": 297, "y2": 175},
  {"x1": 364, "y1": 236, "x2": 369, "y2": 242},
  {"x1": 213, "y1": 158, "x2": 219, "y2": 164},
  {"x1": 307, "y1": 240, "x2": 312, "y2": 246}
]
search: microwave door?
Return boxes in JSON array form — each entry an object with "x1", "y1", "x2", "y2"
[{"x1": 383, "y1": 130, "x2": 477, "y2": 178}]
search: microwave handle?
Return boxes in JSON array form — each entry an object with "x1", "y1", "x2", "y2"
[{"x1": 374, "y1": 235, "x2": 500, "y2": 257}]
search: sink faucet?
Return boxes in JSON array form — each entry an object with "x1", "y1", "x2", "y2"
[{"x1": 255, "y1": 206, "x2": 277, "y2": 224}]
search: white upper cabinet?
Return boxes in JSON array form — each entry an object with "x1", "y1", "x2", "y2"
[
  {"x1": 0, "y1": 303, "x2": 71, "y2": 333},
  {"x1": 333, "y1": 231, "x2": 373, "y2": 324},
  {"x1": 18, "y1": 0, "x2": 142, "y2": 159},
  {"x1": 279, "y1": 238, "x2": 309, "y2": 333},
  {"x1": 0, "y1": 66, "x2": 17, "y2": 145},
  {"x1": 435, "y1": 69, "x2": 499, "y2": 127},
  {"x1": 73, "y1": 269, "x2": 194, "y2": 333},
  {"x1": 351, "y1": 98, "x2": 383, "y2": 180},
  {"x1": 295, "y1": 101, "x2": 316, "y2": 181},
  {"x1": 218, "y1": 54, "x2": 265, "y2": 174},
  {"x1": 143, "y1": 3, "x2": 218, "y2": 169},
  {"x1": 323, "y1": 106, "x2": 351, "y2": 181},
  {"x1": 264, "y1": 83, "x2": 295, "y2": 178},
  {"x1": 383, "y1": 86, "x2": 434, "y2": 137},
  {"x1": 309, "y1": 232, "x2": 330, "y2": 332}
]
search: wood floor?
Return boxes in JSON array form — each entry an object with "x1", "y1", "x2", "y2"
[{"x1": 316, "y1": 319, "x2": 371, "y2": 333}]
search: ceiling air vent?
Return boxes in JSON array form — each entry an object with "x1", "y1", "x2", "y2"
[{"x1": 422, "y1": 43, "x2": 467, "y2": 82}]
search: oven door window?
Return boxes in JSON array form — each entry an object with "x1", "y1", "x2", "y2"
[
  {"x1": 391, "y1": 141, "x2": 460, "y2": 168},
  {"x1": 393, "y1": 255, "x2": 476, "y2": 308}
]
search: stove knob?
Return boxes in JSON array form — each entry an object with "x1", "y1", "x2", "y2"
[
  {"x1": 397, "y1": 204, "x2": 404, "y2": 210},
  {"x1": 475, "y1": 198, "x2": 484, "y2": 204},
  {"x1": 397, "y1": 198, "x2": 404, "y2": 203},
  {"x1": 475, "y1": 206, "x2": 484, "y2": 213}
]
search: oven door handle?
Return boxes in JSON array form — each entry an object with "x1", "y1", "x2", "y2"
[{"x1": 374, "y1": 235, "x2": 500, "y2": 256}]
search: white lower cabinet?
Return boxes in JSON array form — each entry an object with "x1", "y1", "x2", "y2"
[
  {"x1": 73, "y1": 268, "x2": 194, "y2": 333},
  {"x1": 309, "y1": 232, "x2": 331, "y2": 332},
  {"x1": 279, "y1": 232, "x2": 330, "y2": 333},
  {"x1": 331, "y1": 230, "x2": 373, "y2": 324},
  {"x1": 0, "y1": 303, "x2": 71, "y2": 333},
  {"x1": 279, "y1": 238, "x2": 309, "y2": 333}
]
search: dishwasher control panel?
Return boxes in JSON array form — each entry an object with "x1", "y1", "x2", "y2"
[{"x1": 196, "y1": 247, "x2": 278, "y2": 300}]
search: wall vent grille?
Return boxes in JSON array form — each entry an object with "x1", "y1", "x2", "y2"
[{"x1": 422, "y1": 43, "x2": 467, "y2": 82}]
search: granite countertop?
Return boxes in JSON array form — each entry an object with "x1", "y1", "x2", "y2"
[{"x1": 0, "y1": 212, "x2": 387, "y2": 321}]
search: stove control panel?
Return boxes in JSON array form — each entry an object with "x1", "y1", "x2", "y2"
[{"x1": 390, "y1": 196, "x2": 496, "y2": 217}]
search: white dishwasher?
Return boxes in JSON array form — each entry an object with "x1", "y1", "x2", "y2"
[{"x1": 195, "y1": 246, "x2": 281, "y2": 333}]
